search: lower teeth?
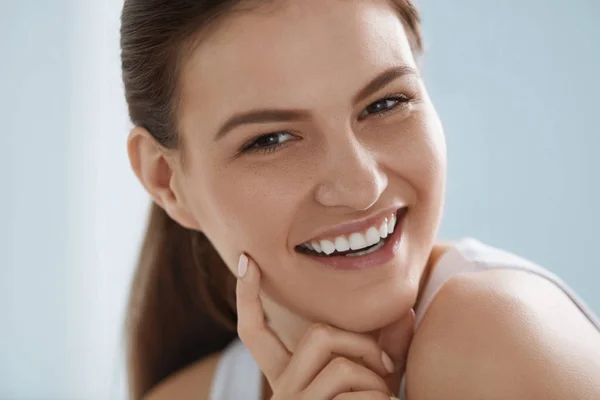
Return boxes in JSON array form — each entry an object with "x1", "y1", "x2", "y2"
[
  {"x1": 301, "y1": 237, "x2": 389, "y2": 257},
  {"x1": 344, "y1": 239, "x2": 385, "y2": 257}
]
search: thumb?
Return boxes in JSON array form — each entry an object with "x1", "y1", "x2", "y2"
[{"x1": 378, "y1": 308, "x2": 416, "y2": 374}]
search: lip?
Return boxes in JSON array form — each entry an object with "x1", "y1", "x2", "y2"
[
  {"x1": 297, "y1": 207, "x2": 408, "y2": 270},
  {"x1": 296, "y1": 204, "x2": 407, "y2": 246}
]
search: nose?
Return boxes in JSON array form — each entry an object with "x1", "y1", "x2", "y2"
[{"x1": 314, "y1": 136, "x2": 388, "y2": 210}]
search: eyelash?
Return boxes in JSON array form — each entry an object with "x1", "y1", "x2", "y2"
[
  {"x1": 241, "y1": 131, "x2": 296, "y2": 155},
  {"x1": 360, "y1": 93, "x2": 412, "y2": 120},
  {"x1": 241, "y1": 93, "x2": 413, "y2": 155}
]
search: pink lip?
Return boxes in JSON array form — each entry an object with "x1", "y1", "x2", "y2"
[
  {"x1": 298, "y1": 208, "x2": 408, "y2": 270},
  {"x1": 298, "y1": 205, "x2": 407, "y2": 245}
]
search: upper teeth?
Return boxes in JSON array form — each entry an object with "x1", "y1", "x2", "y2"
[{"x1": 302, "y1": 213, "x2": 397, "y2": 255}]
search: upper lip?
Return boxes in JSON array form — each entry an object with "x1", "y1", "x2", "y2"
[{"x1": 297, "y1": 204, "x2": 407, "y2": 246}]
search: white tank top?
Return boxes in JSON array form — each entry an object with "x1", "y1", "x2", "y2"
[{"x1": 209, "y1": 238, "x2": 600, "y2": 400}]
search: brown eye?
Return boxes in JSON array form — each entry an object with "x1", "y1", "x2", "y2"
[
  {"x1": 242, "y1": 131, "x2": 294, "y2": 154},
  {"x1": 359, "y1": 94, "x2": 410, "y2": 119}
]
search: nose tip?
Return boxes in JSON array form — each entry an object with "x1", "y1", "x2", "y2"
[{"x1": 314, "y1": 151, "x2": 388, "y2": 210}]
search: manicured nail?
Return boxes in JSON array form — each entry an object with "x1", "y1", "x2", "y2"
[
  {"x1": 237, "y1": 254, "x2": 248, "y2": 278},
  {"x1": 381, "y1": 351, "x2": 395, "y2": 374}
]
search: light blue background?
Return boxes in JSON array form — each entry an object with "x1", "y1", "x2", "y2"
[
  {"x1": 1, "y1": 1, "x2": 598, "y2": 399},
  {"x1": 420, "y1": 0, "x2": 600, "y2": 315}
]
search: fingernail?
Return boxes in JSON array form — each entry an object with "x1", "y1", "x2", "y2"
[
  {"x1": 381, "y1": 351, "x2": 395, "y2": 374},
  {"x1": 237, "y1": 254, "x2": 248, "y2": 278},
  {"x1": 390, "y1": 397, "x2": 400, "y2": 400}
]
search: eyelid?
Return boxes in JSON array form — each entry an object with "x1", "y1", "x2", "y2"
[
  {"x1": 239, "y1": 130, "x2": 298, "y2": 155},
  {"x1": 235, "y1": 91, "x2": 416, "y2": 158},
  {"x1": 358, "y1": 92, "x2": 413, "y2": 120}
]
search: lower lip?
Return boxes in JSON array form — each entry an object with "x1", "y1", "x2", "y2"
[{"x1": 298, "y1": 210, "x2": 406, "y2": 270}]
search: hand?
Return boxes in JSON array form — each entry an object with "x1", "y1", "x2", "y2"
[{"x1": 236, "y1": 254, "x2": 414, "y2": 400}]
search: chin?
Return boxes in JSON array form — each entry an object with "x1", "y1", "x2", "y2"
[{"x1": 319, "y1": 280, "x2": 419, "y2": 333}]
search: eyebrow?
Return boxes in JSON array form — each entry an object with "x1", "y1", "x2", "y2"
[{"x1": 214, "y1": 65, "x2": 419, "y2": 141}]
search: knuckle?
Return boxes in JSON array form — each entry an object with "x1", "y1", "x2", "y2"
[
  {"x1": 373, "y1": 377, "x2": 389, "y2": 393},
  {"x1": 237, "y1": 323, "x2": 258, "y2": 344},
  {"x1": 236, "y1": 320, "x2": 248, "y2": 337},
  {"x1": 331, "y1": 395, "x2": 348, "y2": 400},
  {"x1": 329, "y1": 356, "x2": 355, "y2": 375},
  {"x1": 268, "y1": 386, "x2": 287, "y2": 400},
  {"x1": 306, "y1": 323, "x2": 331, "y2": 343}
]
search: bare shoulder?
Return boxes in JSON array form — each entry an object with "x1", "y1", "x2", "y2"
[
  {"x1": 406, "y1": 268, "x2": 600, "y2": 400},
  {"x1": 144, "y1": 352, "x2": 222, "y2": 400}
]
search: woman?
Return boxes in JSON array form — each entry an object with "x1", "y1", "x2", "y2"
[{"x1": 121, "y1": 0, "x2": 600, "y2": 399}]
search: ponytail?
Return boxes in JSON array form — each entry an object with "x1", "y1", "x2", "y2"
[{"x1": 125, "y1": 203, "x2": 238, "y2": 399}]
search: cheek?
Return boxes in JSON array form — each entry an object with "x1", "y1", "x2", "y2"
[
  {"x1": 379, "y1": 109, "x2": 446, "y2": 196},
  {"x1": 378, "y1": 109, "x2": 446, "y2": 247},
  {"x1": 193, "y1": 160, "x2": 310, "y2": 273},
  {"x1": 410, "y1": 126, "x2": 446, "y2": 201}
]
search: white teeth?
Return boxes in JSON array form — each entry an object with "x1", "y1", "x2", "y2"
[
  {"x1": 349, "y1": 232, "x2": 368, "y2": 250},
  {"x1": 334, "y1": 237, "x2": 350, "y2": 252},
  {"x1": 387, "y1": 214, "x2": 396, "y2": 234},
  {"x1": 320, "y1": 240, "x2": 336, "y2": 255},
  {"x1": 366, "y1": 227, "x2": 380, "y2": 246},
  {"x1": 379, "y1": 219, "x2": 388, "y2": 239},
  {"x1": 345, "y1": 239, "x2": 385, "y2": 257},
  {"x1": 302, "y1": 211, "x2": 401, "y2": 255}
]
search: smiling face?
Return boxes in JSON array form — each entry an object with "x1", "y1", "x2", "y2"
[{"x1": 172, "y1": 0, "x2": 446, "y2": 334}]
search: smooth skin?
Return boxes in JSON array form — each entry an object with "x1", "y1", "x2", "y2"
[
  {"x1": 147, "y1": 253, "x2": 415, "y2": 400},
  {"x1": 407, "y1": 269, "x2": 600, "y2": 400},
  {"x1": 145, "y1": 252, "x2": 600, "y2": 400},
  {"x1": 130, "y1": 1, "x2": 600, "y2": 399},
  {"x1": 236, "y1": 254, "x2": 411, "y2": 399}
]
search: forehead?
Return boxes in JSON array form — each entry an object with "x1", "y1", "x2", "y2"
[{"x1": 179, "y1": 0, "x2": 416, "y2": 133}]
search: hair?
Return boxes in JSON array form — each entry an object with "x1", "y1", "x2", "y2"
[{"x1": 120, "y1": 1, "x2": 423, "y2": 398}]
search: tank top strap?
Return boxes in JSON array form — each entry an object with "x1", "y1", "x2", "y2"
[
  {"x1": 413, "y1": 238, "x2": 481, "y2": 327},
  {"x1": 415, "y1": 237, "x2": 600, "y2": 330},
  {"x1": 398, "y1": 237, "x2": 600, "y2": 400},
  {"x1": 211, "y1": 237, "x2": 600, "y2": 400}
]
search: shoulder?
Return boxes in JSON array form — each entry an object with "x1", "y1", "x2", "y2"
[
  {"x1": 406, "y1": 268, "x2": 600, "y2": 400},
  {"x1": 144, "y1": 351, "x2": 222, "y2": 400}
]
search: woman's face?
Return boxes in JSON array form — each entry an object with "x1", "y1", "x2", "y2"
[{"x1": 175, "y1": 0, "x2": 446, "y2": 333}]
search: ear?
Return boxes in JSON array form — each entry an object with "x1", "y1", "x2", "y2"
[{"x1": 127, "y1": 126, "x2": 200, "y2": 230}]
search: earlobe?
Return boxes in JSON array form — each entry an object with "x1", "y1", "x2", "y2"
[{"x1": 127, "y1": 126, "x2": 200, "y2": 230}]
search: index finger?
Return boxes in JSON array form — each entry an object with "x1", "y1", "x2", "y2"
[{"x1": 236, "y1": 253, "x2": 291, "y2": 384}]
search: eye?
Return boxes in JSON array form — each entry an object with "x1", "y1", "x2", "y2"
[
  {"x1": 242, "y1": 131, "x2": 295, "y2": 154},
  {"x1": 359, "y1": 94, "x2": 411, "y2": 120}
]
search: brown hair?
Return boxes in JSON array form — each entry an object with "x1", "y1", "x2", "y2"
[{"x1": 120, "y1": 1, "x2": 423, "y2": 398}]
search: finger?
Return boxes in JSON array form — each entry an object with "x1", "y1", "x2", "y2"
[
  {"x1": 236, "y1": 254, "x2": 290, "y2": 383},
  {"x1": 378, "y1": 308, "x2": 415, "y2": 374},
  {"x1": 333, "y1": 391, "x2": 398, "y2": 400},
  {"x1": 303, "y1": 357, "x2": 390, "y2": 399},
  {"x1": 279, "y1": 323, "x2": 393, "y2": 392}
]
